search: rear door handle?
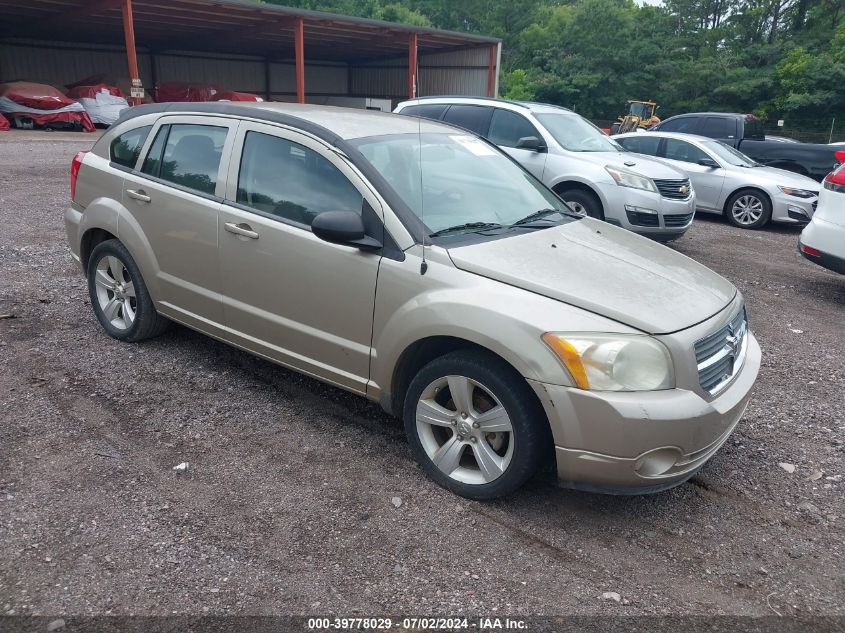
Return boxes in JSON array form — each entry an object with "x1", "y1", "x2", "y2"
[
  {"x1": 224, "y1": 222, "x2": 259, "y2": 240},
  {"x1": 126, "y1": 189, "x2": 151, "y2": 203}
]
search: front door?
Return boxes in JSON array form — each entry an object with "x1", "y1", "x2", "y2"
[
  {"x1": 661, "y1": 138, "x2": 726, "y2": 212},
  {"x1": 218, "y1": 122, "x2": 382, "y2": 393},
  {"x1": 122, "y1": 116, "x2": 238, "y2": 329},
  {"x1": 487, "y1": 108, "x2": 548, "y2": 180}
]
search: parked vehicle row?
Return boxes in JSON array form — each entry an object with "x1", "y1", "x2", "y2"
[
  {"x1": 394, "y1": 97, "x2": 696, "y2": 241},
  {"x1": 66, "y1": 102, "x2": 760, "y2": 500},
  {"x1": 614, "y1": 131, "x2": 820, "y2": 229}
]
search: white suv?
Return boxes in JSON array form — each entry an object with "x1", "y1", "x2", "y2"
[{"x1": 395, "y1": 97, "x2": 696, "y2": 240}]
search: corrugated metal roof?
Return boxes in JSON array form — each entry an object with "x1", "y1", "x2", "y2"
[{"x1": 0, "y1": 0, "x2": 499, "y2": 62}]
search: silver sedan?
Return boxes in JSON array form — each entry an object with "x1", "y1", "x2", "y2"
[{"x1": 614, "y1": 131, "x2": 820, "y2": 229}]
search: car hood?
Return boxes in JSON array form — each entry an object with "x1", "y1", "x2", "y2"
[
  {"x1": 574, "y1": 151, "x2": 687, "y2": 179},
  {"x1": 447, "y1": 219, "x2": 736, "y2": 334}
]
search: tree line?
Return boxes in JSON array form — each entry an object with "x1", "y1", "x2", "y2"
[{"x1": 265, "y1": 0, "x2": 845, "y2": 137}]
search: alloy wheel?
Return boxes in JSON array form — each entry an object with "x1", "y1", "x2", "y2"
[
  {"x1": 93, "y1": 255, "x2": 137, "y2": 330},
  {"x1": 730, "y1": 195, "x2": 764, "y2": 225},
  {"x1": 565, "y1": 200, "x2": 588, "y2": 216},
  {"x1": 415, "y1": 375, "x2": 514, "y2": 485}
]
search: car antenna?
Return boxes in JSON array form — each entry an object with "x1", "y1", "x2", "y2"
[{"x1": 416, "y1": 76, "x2": 428, "y2": 275}]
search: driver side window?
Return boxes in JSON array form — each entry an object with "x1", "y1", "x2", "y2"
[{"x1": 235, "y1": 131, "x2": 362, "y2": 227}]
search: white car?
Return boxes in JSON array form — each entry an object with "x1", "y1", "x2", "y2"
[
  {"x1": 395, "y1": 97, "x2": 696, "y2": 241},
  {"x1": 799, "y1": 164, "x2": 845, "y2": 274},
  {"x1": 614, "y1": 131, "x2": 820, "y2": 229}
]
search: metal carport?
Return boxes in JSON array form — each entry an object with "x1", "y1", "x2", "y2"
[{"x1": 0, "y1": 0, "x2": 501, "y2": 106}]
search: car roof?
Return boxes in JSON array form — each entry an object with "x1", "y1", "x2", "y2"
[
  {"x1": 396, "y1": 96, "x2": 574, "y2": 115},
  {"x1": 114, "y1": 101, "x2": 458, "y2": 142},
  {"x1": 663, "y1": 112, "x2": 748, "y2": 119},
  {"x1": 615, "y1": 131, "x2": 716, "y2": 143}
]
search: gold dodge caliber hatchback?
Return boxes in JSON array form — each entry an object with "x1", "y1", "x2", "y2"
[{"x1": 66, "y1": 103, "x2": 760, "y2": 499}]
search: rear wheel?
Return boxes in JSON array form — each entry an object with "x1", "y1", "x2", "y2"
[
  {"x1": 403, "y1": 350, "x2": 551, "y2": 500},
  {"x1": 557, "y1": 188, "x2": 604, "y2": 220},
  {"x1": 87, "y1": 239, "x2": 169, "y2": 342},
  {"x1": 725, "y1": 189, "x2": 772, "y2": 229}
]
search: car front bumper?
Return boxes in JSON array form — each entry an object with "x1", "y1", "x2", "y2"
[
  {"x1": 772, "y1": 191, "x2": 818, "y2": 224},
  {"x1": 528, "y1": 331, "x2": 761, "y2": 494},
  {"x1": 596, "y1": 181, "x2": 696, "y2": 239}
]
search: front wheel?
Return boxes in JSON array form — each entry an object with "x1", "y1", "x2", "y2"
[
  {"x1": 557, "y1": 188, "x2": 604, "y2": 220},
  {"x1": 725, "y1": 189, "x2": 772, "y2": 229},
  {"x1": 87, "y1": 239, "x2": 170, "y2": 342},
  {"x1": 403, "y1": 350, "x2": 552, "y2": 500}
]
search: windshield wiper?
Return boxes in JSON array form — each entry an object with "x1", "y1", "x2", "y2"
[
  {"x1": 511, "y1": 208, "x2": 565, "y2": 226},
  {"x1": 429, "y1": 222, "x2": 504, "y2": 237}
]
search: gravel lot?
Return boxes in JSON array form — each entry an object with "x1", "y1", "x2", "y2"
[{"x1": 1, "y1": 133, "x2": 843, "y2": 619}]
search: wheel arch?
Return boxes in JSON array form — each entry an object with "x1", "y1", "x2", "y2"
[
  {"x1": 80, "y1": 227, "x2": 118, "y2": 270},
  {"x1": 384, "y1": 335, "x2": 546, "y2": 423}
]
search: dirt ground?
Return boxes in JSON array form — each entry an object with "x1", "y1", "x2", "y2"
[{"x1": 1, "y1": 132, "x2": 843, "y2": 618}]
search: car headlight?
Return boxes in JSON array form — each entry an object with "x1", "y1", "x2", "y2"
[
  {"x1": 778, "y1": 186, "x2": 817, "y2": 199},
  {"x1": 542, "y1": 333, "x2": 674, "y2": 391},
  {"x1": 605, "y1": 166, "x2": 657, "y2": 193}
]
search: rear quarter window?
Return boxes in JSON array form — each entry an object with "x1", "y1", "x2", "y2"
[
  {"x1": 399, "y1": 104, "x2": 449, "y2": 120},
  {"x1": 110, "y1": 126, "x2": 152, "y2": 169}
]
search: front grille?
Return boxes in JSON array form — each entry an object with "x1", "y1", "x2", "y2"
[
  {"x1": 664, "y1": 212, "x2": 694, "y2": 227},
  {"x1": 626, "y1": 209, "x2": 659, "y2": 227},
  {"x1": 654, "y1": 178, "x2": 692, "y2": 200},
  {"x1": 694, "y1": 307, "x2": 748, "y2": 394}
]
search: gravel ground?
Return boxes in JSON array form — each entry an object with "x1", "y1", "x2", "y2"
[{"x1": 0, "y1": 133, "x2": 843, "y2": 618}]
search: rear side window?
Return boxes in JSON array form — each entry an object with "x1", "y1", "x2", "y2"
[
  {"x1": 617, "y1": 135, "x2": 661, "y2": 156},
  {"x1": 140, "y1": 123, "x2": 227, "y2": 196},
  {"x1": 700, "y1": 117, "x2": 734, "y2": 139},
  {"x1": 659, "y1": 117, "x2": 698, "y2": 133},
  {"x1": 110, "y1": 126, "x2": 151, "y2": 168},
  {"x1": 235, "y1": 131, "x2": 362, "y2": 228},
  {"x1": 487, "y1": 109, "x2": 541, "y2": 148},
  {"x1": 663, "y1": 138, "x2": 710, "y2": 164},
  {"x1": 399, "y1": 104, "x2": 448, "y2": 120},
  {"x1": 442, "y1": 105, "x2": 494, "y2": 136}
]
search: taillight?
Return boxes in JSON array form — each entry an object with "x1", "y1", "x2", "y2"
[
  {"x1": 70, "y1": 151, "x2": 88, "y2": 201},
  {"x1": 824, "y1": 165, "x2": 845, "y2": 193},
  {"x1": 835, "y1": 150, "x2": 845, "y2": 165}
]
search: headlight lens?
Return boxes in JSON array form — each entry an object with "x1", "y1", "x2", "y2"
[
  {"x1": 542, "y1": 333, "x2": 675, "y2": 391},
  {"x1": 778, "y1": 186, "x2": 817, "y2": 199},
  {"x1": 605, "y1": 166, "x2": 657, "y2": 193}
]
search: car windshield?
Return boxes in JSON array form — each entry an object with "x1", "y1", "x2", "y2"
[
  {"x1": 702, "y1": 140, "x2": 757, "y2": 167},
  {"x1": 534, "y1": 113, "x2": 623, "y2": 152},
  {"x1": 349, "y1": 132, "x2": 576, "y2": 237}
]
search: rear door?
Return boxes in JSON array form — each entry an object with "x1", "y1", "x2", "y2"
[
  {"x1": 121, "y1": 116, "x2": 238, "y2": 330},
  {"x1": 487, "y1": 108, "x2": 548, "y2": 180},
  {"x1": 699, "y1": 116, "x2": 738, "y2": 142},
  {"x1": 660, "y1": 138, "x2": 725, "y2": 211},
  {"x1": 217, "y1": 121, "x2": 382, "y2": 393}
]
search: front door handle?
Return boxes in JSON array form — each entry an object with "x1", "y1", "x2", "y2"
[
  {"x1": 224, "y1": 222, "x2": 259, "y2": 240},
  {"x1": 126, "y1": 189, "x2": 151, "y2": 203}
]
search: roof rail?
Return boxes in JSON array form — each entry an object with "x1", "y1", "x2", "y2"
[{"x1": 405, "y1": 95, "x2": 531, "y2": 110}]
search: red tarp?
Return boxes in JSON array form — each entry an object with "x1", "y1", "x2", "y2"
[
  {"x1": 0, "y1": 81, "x2": 75, "y2": 110},
  {"x1": 155, "y1": 82, "x2": 220, "y2": 103},
  {"x1": 213, "y1": 91, "x2": 263, "y2": 102},
  {"x1": 0, "y1": 82, "x2": 96, "y2": 132},
  {"x1": 0, "y1": 115, "x2": 9, "y2": 132},
  {"x1": 67, "y1": 83, "x2": 124, "y2": 99}
]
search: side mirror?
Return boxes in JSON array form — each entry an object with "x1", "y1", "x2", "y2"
[
  {"x1": 698, "y1": 158, "x2": 720, "y2": 168},
  {"x1": 516, "y1": 136, "x2": 547, "y2": 152},
  {"x1": 311, "y1": 211, "x2": 382, "y2": 251}
]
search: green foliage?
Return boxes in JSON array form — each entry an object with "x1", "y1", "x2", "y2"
[{"x1": 261, "y1": 0, "x2": 842, "y2": 130}]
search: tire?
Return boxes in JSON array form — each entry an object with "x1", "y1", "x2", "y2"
[
  {"x1": 725, "y1": 189, "x2": 772, "y2": 229},
  {"x1": 87, "y1": 239, "x2": 169, "y2": 342},
  {"x1": 557, "y1": 188, "x2": 604, "y2": 220},
  {"x1": 403, "y1": 350, "x2": 552, "y2": 500}
]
